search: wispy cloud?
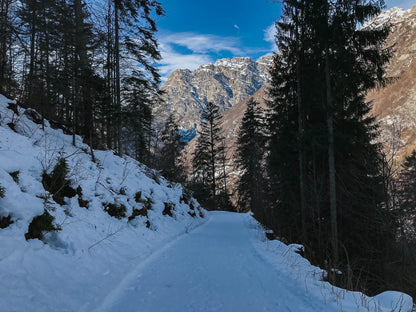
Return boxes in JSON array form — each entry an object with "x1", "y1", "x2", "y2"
[
  {"x1": 160, "y1": 32, "x2": 245, "y2": 55},
  {"x1": 234, "y1": 24, "x2": 240, "y2": 30},
  {"x1": 263, "y1": 23, "x2": 277, "y2": 52},
  {"x1": 158, "y1": 41, "x2": 213, "y2": 81},
  {"x1": 157, "y1": 32, "x2": 266, "y2": 83}
]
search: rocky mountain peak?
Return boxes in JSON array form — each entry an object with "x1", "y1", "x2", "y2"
[{"x1": 154, "y1": 55, "x2": 273, "y2": 138}]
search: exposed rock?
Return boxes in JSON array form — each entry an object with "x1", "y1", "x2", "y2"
[{"x1": 155, "y1": 56, "x2": 273, "y2": 133}]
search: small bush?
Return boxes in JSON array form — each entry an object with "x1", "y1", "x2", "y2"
[
  {"x1": 42, "y1": 157, "x2": 76, "y2": 205},
  {"x1": 180, "y1": 189, "x2": 192, "y2": 205},
  {"x1": 189, "y1": 202, "x2": 195, "y2": 210},
  {"x1": 146, "y1": 220, "x2": 151, "y2": 228},
  {"x1": 134, "y1": 191, "x2": 142, "y2": 203},
  {"x1": 0, "y1": 186, "x2": 5, "y2": 198},
  {"x1": 104, "y1": 202, "x2": 127, "y2": 219},
  {"x1": 188, "y1": 211, "x2": 196, "y2": 218},
  {"x1": 7, "y1": 122, "x2": 16, "y2": 132},
  {"x1": 119, "y1": 187, "x2": 126, "y2": 195},
  {"x1": 0, "y1": 215, "x2": 13, "y2": 229},
  {"x1": 76, "y1": 186, "x2": 89, "y2": 209},
  {"x1": 7, "y1": 103, "x2": 19, "y2": 115},
  {"x1": 9, "y1": 171, "x2": 19, "y2": 184},
  {"x1": 143, "y1": 197, "x2": 153, "y2": 211},
  {"x1": 163, "y1": 202, "x2": 175, "y2": 217},
  {"x1": 24, "y1": 108, "x2": 42, "y2": 124},
  {"x1": 25, "y1": 210, "x2": 60, "y2": 240},
  {"x1": 128, "y1": 207, "x2": 148, "y2": 221}
]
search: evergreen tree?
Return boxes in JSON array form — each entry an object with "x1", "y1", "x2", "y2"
[
  {"x1": 0, "y1": 0, "x2": 17, "y2": 96},
  {"x1": 157, "y1": 114, "x2": 185, "y2": 183},
  {"x1": 192, "y1": 102, "x2": 227, "y2": 210},
  {"x1": 236, "y1": 98, "x2": 267, "y2": 216},
  {"x1": 105, "y1": 0, "x2": 164, "y2": 155},
  {"x1": 267, "y1": 0, "x2": 394, "y2": 293},
  {"x1": 397, "y1": 150, "x2": 416, "y2": 238}
]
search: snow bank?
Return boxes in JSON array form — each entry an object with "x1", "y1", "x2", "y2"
[
  {"x1": 248, "y1": 216, "x2": 414, "y2": 312},
  {"x1": 0, "y1": 94, "x2": 206, "y2": 312}
]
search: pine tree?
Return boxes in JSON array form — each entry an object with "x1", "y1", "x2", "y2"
[
  {"x1": 0, "y1": 0, "x2": 17, "y2": 96},
  {"x1": 157, "y1": 114, "x2": 185, "y2": 183},
  {"x1": 267, "y1": 0, "x2": 394, "y2": 292},
  {"x1": 236, "y1": 98, "x2": 266, "y2": 216},
  {"x1": 192, "y1": 102, "x2": 227, "y2": 210},
  {"x1": 397, "y1": 150, "x2": 416, "y2": 238},
  {"x1": 105, "y1": 0, "x2": 164, "y2": 155}
]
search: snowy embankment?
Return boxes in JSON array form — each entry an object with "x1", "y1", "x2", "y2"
[{"x1": 0, "y1": 94, "x2": 207, "y2": 312}]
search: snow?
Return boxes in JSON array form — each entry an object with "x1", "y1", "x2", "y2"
[
  {"x1": 364, "y1": 7, "x2": 410, "y2": 29},
  {"x1": 0, "y1": 94, "x2": 413, "y2": 312},
  {"x1": 0, "y1": 94, "x2": 206, "y2": 311},
  {"x1": 94, "y1": 212, "x2": 413, "y2": 312}
]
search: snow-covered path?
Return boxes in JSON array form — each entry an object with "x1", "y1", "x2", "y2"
[{"x1": 96, "y1": 211, "x2": 337, "y2": 312}]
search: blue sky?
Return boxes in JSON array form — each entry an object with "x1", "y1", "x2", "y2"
[{"x1": 157, "y1": 0, "x2": 415, "y2": 82}]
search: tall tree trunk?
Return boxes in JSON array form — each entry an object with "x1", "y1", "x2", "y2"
[
  {"x1": 114, "y1": 0, "x2": 121, "y2": 155},
  {"x1": 210, "y1": 119, "x2": 216, "y2": 208},
  {"x1": 325, "y1": 52, "x2": 338, "y2": 267},
  {"x1": 295, "y1": 4, "x2": 307, "y2": 242}
]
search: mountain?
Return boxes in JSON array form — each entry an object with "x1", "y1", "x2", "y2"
[
  {"x1": 154, "y1": 55, "x2": 273, "y2": 140},
  {"x1": 366, "y1": 6, "x2": 416, "y2": 161}
]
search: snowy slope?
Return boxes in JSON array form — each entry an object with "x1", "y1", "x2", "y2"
[
  {"x1": 0, "y1": 94, "x2": 413, "y2": 312},
  {"x1": 0, "y1": 94, "x2": 206, "y2": 312},
  {"x1": 96, "y1": 212, "x2": 412, "y2": 312}
]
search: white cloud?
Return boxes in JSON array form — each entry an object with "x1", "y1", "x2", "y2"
[
  {"x1": 157, "y1": 31, "x2": 271, "y2": 83},
  {"x1": 160, "y1": 32, "x2": 245, "y2": 55},
  {"x1": 264, "y1": 23, "x2": 277, "y2": 52},
  {"x1": 158, "y1": 41, "x2": 213, "y2": 82},
  {"x1": 234, "y1": 24, "x2": 240, "y2": 30},
  {"x1": 158, "y1": 32, "x2": 251, "y2": 83}
]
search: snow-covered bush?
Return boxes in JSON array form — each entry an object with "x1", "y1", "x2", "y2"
[
  {"x1": 103, "y1": 202, "x2": 127, "y2": 219},
  {"x1": 0, "y1": 215, "x2": 13, "y2": 229},
  {"x1": 163, "y1": 202, "x2": 175, "y2": 217},
  {"x1": 42, "y1": 157, "x2": 76, "y2": 205},
  {"x1": 25, "y1": 210, "x2": 60, "y2": 240}
]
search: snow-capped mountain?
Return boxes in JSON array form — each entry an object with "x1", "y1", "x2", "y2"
[{"x1": 154, "y1": 56, "x2": 273, "y2": 135}]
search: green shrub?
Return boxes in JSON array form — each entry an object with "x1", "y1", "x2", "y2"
[
  {"x1": 180, "y1": 189, "x2": 192, "y2": 205},
  {"x1": 134, "y1": 191, "x2": 142, "y2": 203},
  {"x1": 76, "y1": 186, "x2": 89, "y2": 209},
  {"x1": 143, "y1": 197, "x2": 153, "y2": 210},
  {"x1": 146, "y1": 220, "x2": 151, "y2": 228},
  {"x1": 0, "y1": 215, "x2": 13, "y2": 229},
  {"x1": 9, "y1": 171, "x2": 19, "y2": 184},
  {"x1": 128, "y1": 207, "x2": 148, "y2": 221},
  {"x1": 119, "y1": 187, "x2": 126, "y2": 195},
  {"x1": 42, "y1": 157, "x2": 76, "y2": 205},
  {"x1": 104, "y1": 202, "x2": 127, "y2": 219},
  {"x1": 163, "y1": 202, "x2": 175, "y2": 217},
  {"x1": 25, "y1": 210, "x2": 60, "y2": 240}
]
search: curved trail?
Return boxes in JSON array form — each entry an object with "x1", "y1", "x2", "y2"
[{"x1": 97, "y1": 212, "x2": 337, "y2": 312}]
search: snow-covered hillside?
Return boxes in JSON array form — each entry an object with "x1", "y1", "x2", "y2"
[
  {"x1": 0, "y1": 94, "x2": 206, "y2": 311},
  {"x1": 0, "y1": 94, "x2": 413, "y2": 312}
]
